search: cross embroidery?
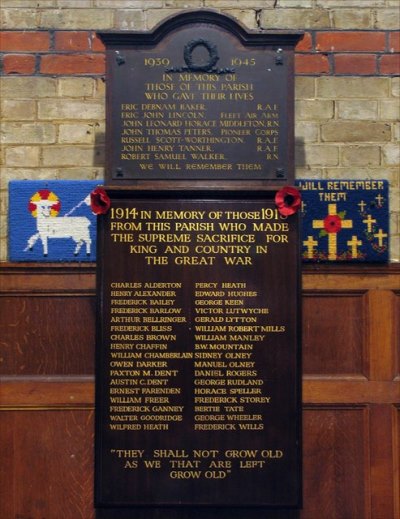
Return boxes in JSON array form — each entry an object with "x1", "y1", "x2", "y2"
[
  {"x1": 347, "y1": 235, "x2": 362, "y2": 258},
  {"x1": 358, "y1": 200, "x2": 366, "y2": 212},
  {"x1": 363, "y1": 214, "x2": 376, "y2": 233},
  {"x1": 303, "y1": 235, "x2": 318, "y2": 259},
  {"x1": 313, "y1": 203, "x2": 353, "y2": 260},
  {"x1": 374, "y1": 228, "x2": 388, "y2": 247}
]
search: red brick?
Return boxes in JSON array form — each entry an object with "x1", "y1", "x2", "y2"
[
  {"x1": 296, "y1": 32, "x2": 313, "y2": 52},
  {"x1": 295, "y1": 54, "x2": 330, "y2": 75},
  {"x1": 55, "y1": 31, "x2": 90, "y2": 51},
  {"x1": 90, "y1": 32, "x2": 105, "y2": 52},
  {"x1": 335, "y1": 54, "x2": 376, "y2": 75},
  {"x1": 380, "y1": 54, "x2": 400, "y2": 75},
  {"x1": 0, "y1": 31, "x2": 49, "y2": 52},
  {"x1": 389, "y1": 32, "x2": 400, "y2": 53},
  {"x1": 316, "y1": 32, "x2": 386, "y2": 52},
  {"x1": 3, "y1": 54, "x2": 36, "y2": 74},
  {"x1": 40, "y1": 54, "x2": 105, "y2": 75}
]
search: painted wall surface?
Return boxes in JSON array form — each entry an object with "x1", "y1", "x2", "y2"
[{"x1": 0, "y1": 0, "x2": 399, "y2": 261}]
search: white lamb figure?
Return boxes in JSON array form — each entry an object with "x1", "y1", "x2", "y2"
[{"x1": 25, "y1": 199, "x2": 92, "y2": 256}]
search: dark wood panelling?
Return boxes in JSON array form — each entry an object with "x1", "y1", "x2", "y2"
[
  {"x1": 0, "y1": 409, "x2": 94, "y2": 519},
  {"x1": 0, "y1": 263, "x2": 96, "y2": 292},
  {"x1": 367, "y1": 290, "x2": 399, "y2": 381},
  {"x1": 301, "y1": 264, "x2": 400, "y2": 290},
  {"x1": 369, "y1": 405, "x2": 396, "y2": 519},
  {"x1": 2, "y1": 403, "x2": 397, "y2": 519},
  {"x1": 0, "y1": 377, "x2": 94, "y2": 407},
  {"x1": 396, "y1": 294, "x2": 400, "y2": 379},
  {"x1": 0, "y1": 296, "x2": 95, "y2": 375},
  {"x1": 302, "y1": 406, "x2": 369, "y2": 519},
  {"x1": 395, "y1": 405, "x2": 400, "y2": 519},
  {"x1": 302, "y1": 293, "x2": 365, "y2": 376},
  {"x1": 0, "y1": 264, "x2": 399, "y2": 518},
  {"x1": 303, "y1": 378, "x2": 399, "y2": 404}
]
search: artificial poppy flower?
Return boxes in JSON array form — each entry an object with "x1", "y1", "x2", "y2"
[
  {"x1": 323, "y1": 214, "x2": 342, "y2": 233},
  {"x1": 90, "y1": 187, "x2": 111, "y2": 215},
  {"x1": 275, "y1": 186, "x2": 301, "y2": 216}
]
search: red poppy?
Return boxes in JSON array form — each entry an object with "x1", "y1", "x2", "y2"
[
  {"x1": 323, "y1": 214, "x2": 342, "y2": 233},
  {"x1": 275, "y1": 186, "x2": 301, "y2": 216},
  {"x1": 90, "y1": 187, "x2": 111, "y2": 215}
]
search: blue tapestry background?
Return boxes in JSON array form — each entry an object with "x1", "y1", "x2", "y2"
[
  {"x1": 296, "y1": 179, "x2": 389, "y2": 262},
  {"x1": 9, "y1": 179, "x2": 389, "y2": 263},
  {"x1": 9, "y1": 180, "x2": 101, "y2": 262}
]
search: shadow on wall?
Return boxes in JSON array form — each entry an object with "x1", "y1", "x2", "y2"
[
  {"x1": 94, "y1": 128, "x2": 106, "y2": 171},
  {"x1": 294, "y1": 136, "x2": 306, "y2": 172}
]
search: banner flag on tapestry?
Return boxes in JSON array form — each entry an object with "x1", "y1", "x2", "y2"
[
  {"x1": 9, "y1": 180, "x2": 101, "y2": 262},
  {"x1": 296, "y1": 179, "x2": 389, "y2": 262}
]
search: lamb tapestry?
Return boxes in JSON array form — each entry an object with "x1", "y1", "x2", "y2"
[{"x1": 9, "y1": 180, "x2": 100, "y2": 262}]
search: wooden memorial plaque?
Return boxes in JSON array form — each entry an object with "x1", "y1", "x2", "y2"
[
  {"x1": 99, "y1": 10, "x2": 302, "y2": 183},
  {"x1": 96, "y1": 10, "x2": 302, "y2": 515},
  {"x1": 95, "y1": 188, "x2": 301, "y2": 509}
]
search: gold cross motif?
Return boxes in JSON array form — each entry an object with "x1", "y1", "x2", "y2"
[
  {"x1": 347, "y1": 235, "x2": 362, "y2": 258},
  {"x1": 375, "y1": 194, "x2": 384, "y2": 206},
  {"x1": 358, "y1": 200, "x2": 366, "y2": 212},
  {"x1": 313, "y1": 203, "x2": 353, "y2": 260},
  {"x1": 303, "y1": 235, "x2": 318, "y2": 259},
  {"x1": 374, "y1": 228, "x2": 388, "y2": 247},
  {"x1": 363, "y1": 214, "x2": 377, "y2": 233}
]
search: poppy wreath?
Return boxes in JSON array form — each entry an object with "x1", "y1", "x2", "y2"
[
  {"x1": 90, "y1": 187, "x2": 111, "y2": 215},
  {"x1": 275, "y1": 186, "x2": 301, "y2": 216}
]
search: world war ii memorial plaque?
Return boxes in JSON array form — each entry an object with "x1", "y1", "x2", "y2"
[
  {"x1": 99, "y1": 11, "x2": 301, "y2": 183},
  {"x1": 96, "y1": 11, "x2": 302, "y2": 512}
]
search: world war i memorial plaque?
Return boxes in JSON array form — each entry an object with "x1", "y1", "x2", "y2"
[{"x1": 96, "y1": 11, "x2": 302, "y2": 512}]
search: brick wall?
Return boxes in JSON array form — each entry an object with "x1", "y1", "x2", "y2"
[{"x1": 0, "y1": 0, "x2": 399, "y2": 261}]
